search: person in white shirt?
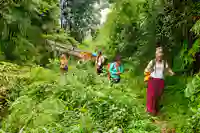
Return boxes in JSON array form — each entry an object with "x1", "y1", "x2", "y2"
[
  {"x1": 144, "y1": 47, "x2": 174, "y2": 116},
  {"x1": 96, "y1": 51, "x2": 104, "y2": 75}
]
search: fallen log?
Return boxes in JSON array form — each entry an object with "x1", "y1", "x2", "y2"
[
  {"x1": 45, "y1": 39, "x2": 107, "y2": 62},
  {"x1": 46, "y1": 39, "x2": 82, "y2": 58}
]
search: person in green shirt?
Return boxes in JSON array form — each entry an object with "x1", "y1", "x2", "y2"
[{"x1": 109, "y1": 55, "x2": 124, "y2": 83}]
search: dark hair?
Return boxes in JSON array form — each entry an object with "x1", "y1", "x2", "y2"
[
  {"x1": 97, "y1": 51, "x2": 102, "y2": 62},
  {"x1": 115, "y1": 55, "x2": 121, "y2": 61},
  {"x1": 156, "y1": 42, "x2": 161, "y2": 48},
  {"x1": 98, "y1": 51, "x2": 102, "y2": 55}
]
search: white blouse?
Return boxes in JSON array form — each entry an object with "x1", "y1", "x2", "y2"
[
  {"x1": 96, "y1": 56, "x2": 104, "y2": 66},
  {"x1": 145, "y1": 60, "x2": 169, "y2": 79}
]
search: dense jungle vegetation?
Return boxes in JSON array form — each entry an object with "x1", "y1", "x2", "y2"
[{"x1": 0, "y1": 0, "x2": 200, "y2": 132}]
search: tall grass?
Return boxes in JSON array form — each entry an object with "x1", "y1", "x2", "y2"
[{"x1": 0, "y1": 61, "x2": 195, "y2": 133}]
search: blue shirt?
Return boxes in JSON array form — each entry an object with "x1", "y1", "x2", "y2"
[
  {"x1": 92, "y1": 53, "x2": 97, "y2": 57},
  {"x1": 109, "y1": 62, "x2": 124, "y2": 79}
]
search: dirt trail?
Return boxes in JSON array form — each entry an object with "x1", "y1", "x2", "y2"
[{"x1": 152, "y1": 118, "x2": 176, "y2": 133}]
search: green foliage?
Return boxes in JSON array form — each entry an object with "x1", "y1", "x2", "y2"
[
  {"x1": 0, "y1": 61, "x2": 195, "y2": 133},
  {"x1": 0, "y1": 0, "x2": 74, "y2": 65},
  {"x1": 88, "y1": 0, "x2": 200, "y2": 132},
  {"x1": 185, "y1": 73, "x2": 200, "y2": 132},
  {"x1": 93, "y1": 0, "x2": 199, "y2": 68},
  {"x1": 43, "y1": 29, "x2": 78, "y2": 46},
  {"x1": 93, "y1": 0, "x2": 159, "y2": 64},
  {"x1": 191, "y1": 20, "x2": 200, "y2": 35},
  {"x1": 0, "y1": 62, "x2": 30, "y2": 120},
  {"x1": 0, "y1": 61, "x2": 162, "y2": 132},
  {"x1": 62, "y1": 0, "x2": 104, "y2": 42},
  {"x1": 1, "y1": 0, "x2": 200, "y2": 132}
]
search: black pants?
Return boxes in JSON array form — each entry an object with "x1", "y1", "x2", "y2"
[
  {"x1": 111, "y1": 78, "x2": 120, "y2": 83},
  {"x1": 97, "y1": 65, "x2": 103, "y2": 74}
]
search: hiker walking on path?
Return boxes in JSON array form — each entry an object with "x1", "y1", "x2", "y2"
[
  {"x1": 60, "y1": 54, "x2": 69, "y2": 85},
  {"x1": 144, "y1": 46, "x2": 175, "y2": 116},
  {"x1": 60, "y1": 54, "x2": 69, "y2": 75},
  {"x1": 96, "y1": 51, "x2": 105, "y2": 75},
  {"x1": 108, "y1": 55, "x2": 124, "y2": 83}
]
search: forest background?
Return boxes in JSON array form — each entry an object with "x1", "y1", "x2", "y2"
[{"x1": 0, "y1": 0, "x2": 200, "y2": 132}]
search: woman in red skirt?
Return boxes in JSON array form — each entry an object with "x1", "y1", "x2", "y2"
[{"x1": 144, "y1": 47, "x2": 175, "y2": 115}]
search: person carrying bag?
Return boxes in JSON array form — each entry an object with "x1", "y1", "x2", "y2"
[{"x1": 144, "y1": 46, "x2": 175, "y2": 115}]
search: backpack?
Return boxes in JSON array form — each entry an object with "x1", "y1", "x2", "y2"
[
  {"x1": 144, "y1": 59, "x2": 166, "y2": 82},
  {"x1": 107, "y1": 62, "x2": 120, "y2": 80},
  {"x1": 107, "y1": 63, "x2": 111, "y2": 80}
]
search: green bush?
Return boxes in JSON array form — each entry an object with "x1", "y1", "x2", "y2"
[
  {"x1": 0, "y1": 61, "x2": 197, "y2": 133},
  {"x1": 185, "y1": 73, "x2": 200, "y2": 132},
  {"x1": 0, "y1": 62, "x2": 160, "y2": 132}
]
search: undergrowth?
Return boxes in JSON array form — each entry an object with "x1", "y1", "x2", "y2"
[{"x1": 0, "y1": 61, "x2": 195, "y2": 133}]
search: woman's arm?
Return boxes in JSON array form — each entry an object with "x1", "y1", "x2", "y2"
[
  {"x1": 144, "y1": 60, "x2": 153, "y2": 74},
  {"x1": 102, "y1": 56, "x2": 105, "y2": 64},
  {"x1": 95, "y1": 56, "x2": 98, "y2": 64},
  {"x1": 168, "y1": 68, "x2": 175, "y2": 76},
  {"x1": 120, "y1": 64, "x2": 124, "y2": 73},
  {"x1": 166, "y1": 62, "x2": 175, "y2": 76}
]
